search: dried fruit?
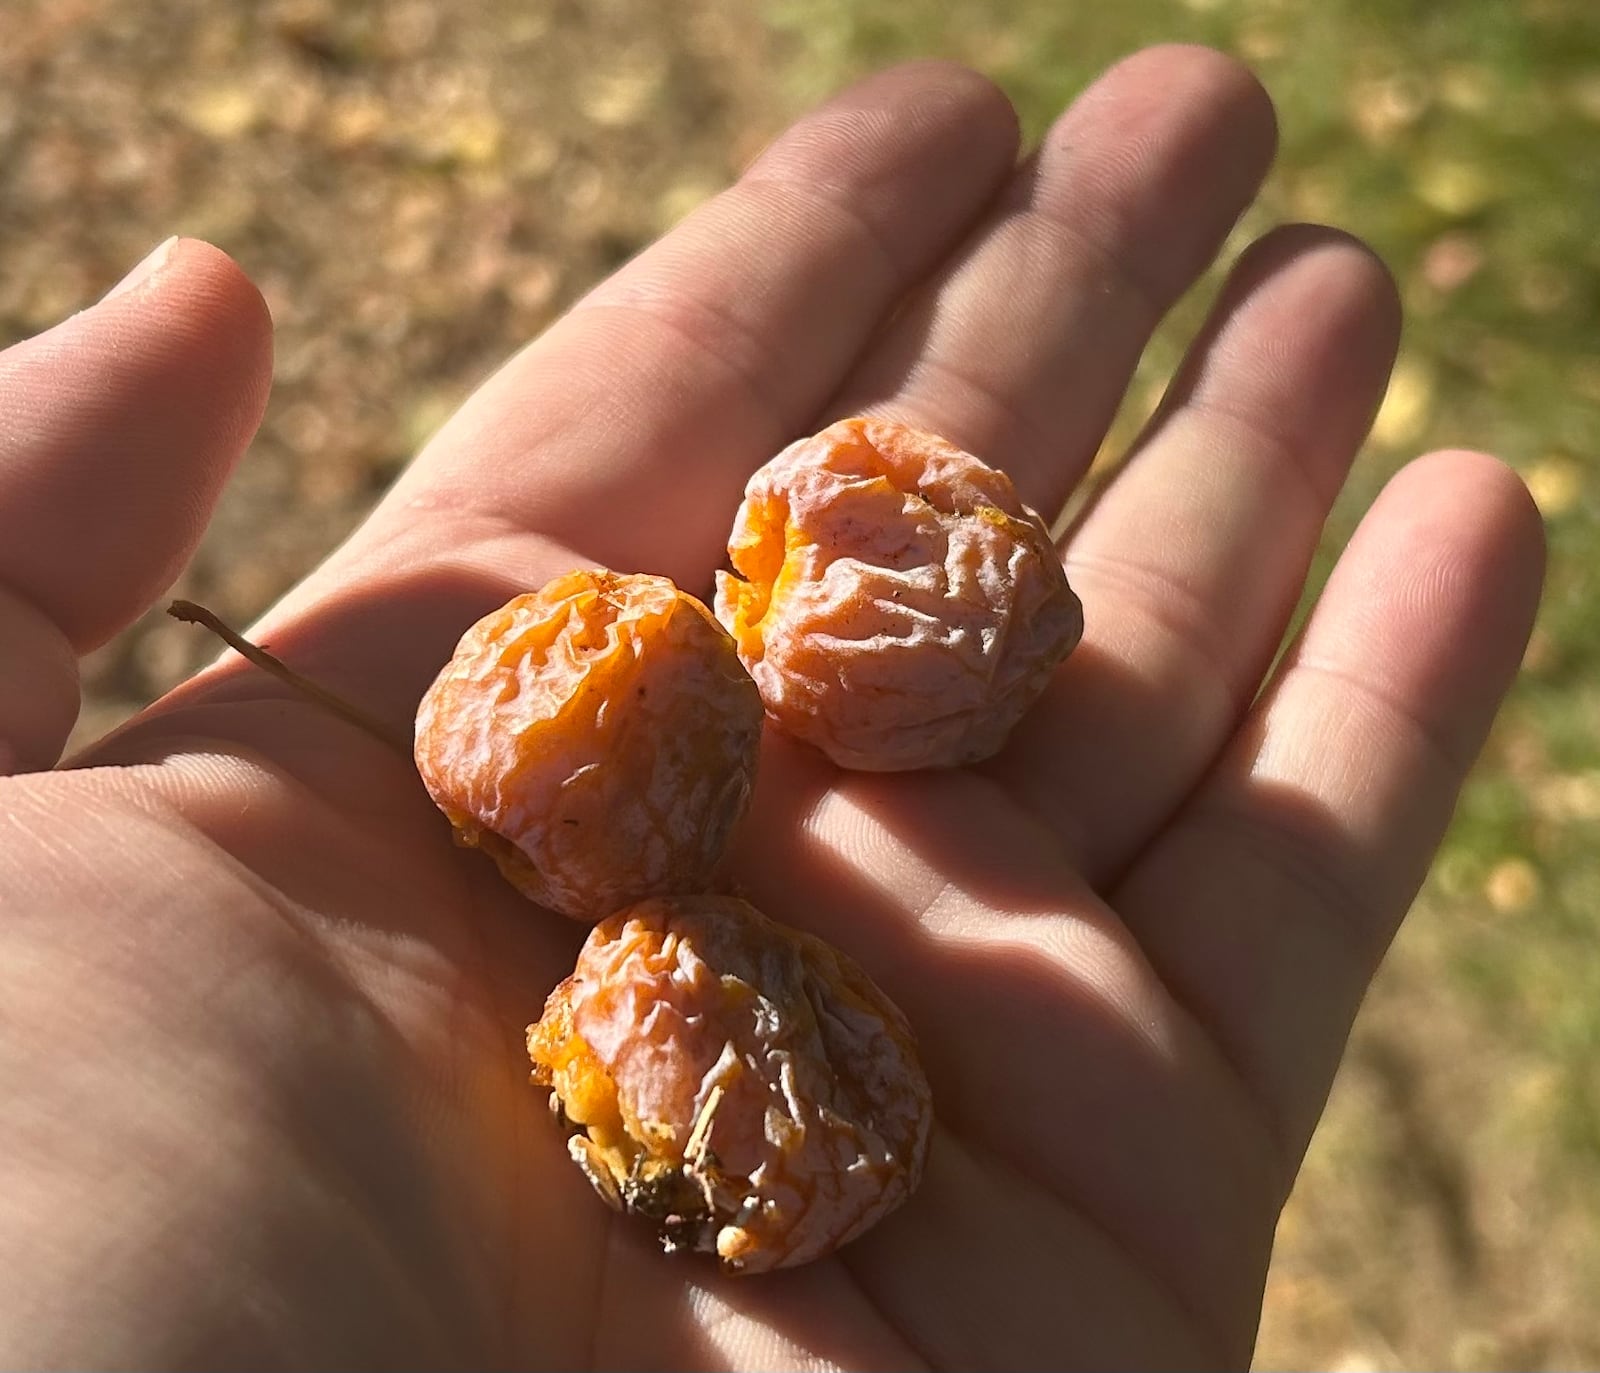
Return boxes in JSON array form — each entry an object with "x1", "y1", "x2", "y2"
[
  {"x1": 527, "y1": 895, "x2": 932, "y2": 1273},
  {"x1": 715, "y1": 415, "x2": 1083, "y2": 770},
  {"x1": 414, "y1": 571, "x2": 763, "y2": 921}
]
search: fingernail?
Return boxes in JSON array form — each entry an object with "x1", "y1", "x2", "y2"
[{"x1": 103, "y1": 236, "x2": 179, "y2": 301}]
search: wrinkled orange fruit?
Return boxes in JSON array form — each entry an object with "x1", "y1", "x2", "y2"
[
  {"x1": 528, "y1": 895, "x2": 932, "y2": 1273},
  {"x1": 414, "y1": 571, "x2": 763, "y2": 922},
  {"x1": 716, "y1": 415, "x2": 1083, "y2": 770}
]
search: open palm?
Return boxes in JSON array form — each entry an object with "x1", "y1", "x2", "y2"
[{"x1": 0, "y1": 49, "x2": 1542, "y2": 1370}]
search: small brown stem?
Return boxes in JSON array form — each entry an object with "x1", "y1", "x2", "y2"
[{"x1": 167, "y1": 599, "x2": 412, "y2": 757}]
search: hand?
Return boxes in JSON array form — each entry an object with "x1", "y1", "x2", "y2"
[{"x1": 0, "y1": 48, "x2": 1542, "y2": 1369}]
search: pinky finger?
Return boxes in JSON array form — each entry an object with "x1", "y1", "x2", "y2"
[{"x1": 1112, "y1": 450, "x2": 1545, "y2": 1172}]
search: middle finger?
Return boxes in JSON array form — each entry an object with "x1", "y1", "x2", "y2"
[{"x1": 827, "y1": 44, "x2": 1278, "y2": 519}]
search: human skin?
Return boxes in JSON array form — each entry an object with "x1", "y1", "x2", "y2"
[{"x1": 0, "y1": 47, "x2": 1544, "y2": 1371}]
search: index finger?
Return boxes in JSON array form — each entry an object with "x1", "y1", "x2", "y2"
[
  {"x1": 330, "y1": 62, "x2": 1022, "y2": 594},
  {"x1": 116, "y1": 63, "x2": 1022, "y2": 751}
]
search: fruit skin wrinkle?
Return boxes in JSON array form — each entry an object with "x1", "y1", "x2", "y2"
[
  {"x1": 414, "y1": 570, "x2": 763, "y2": 922},
  {"x1": 716, "y1": 415, "x2": 1084, "y2": 771},
  {"x1": 527, "y1": 895, "x2": 933, "y2": 1273}
]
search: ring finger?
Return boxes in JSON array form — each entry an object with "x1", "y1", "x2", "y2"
[{"x1": 994, "y1": 225, "x2": 1401, "y2": 881}]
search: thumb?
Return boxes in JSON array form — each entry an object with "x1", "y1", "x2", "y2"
[{"x1": 0, "y1": 237, "x2": 273, "y2": 773}]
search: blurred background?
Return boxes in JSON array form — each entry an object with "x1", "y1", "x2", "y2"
[{"x1": 2, "y1": 0, "x2": 1595, "y2": 1364}]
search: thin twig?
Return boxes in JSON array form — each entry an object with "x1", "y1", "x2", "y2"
[{"x1": 167, "y1": 599, "x2": 412, "y2": 757}]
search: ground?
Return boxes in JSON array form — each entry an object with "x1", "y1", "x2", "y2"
[{"x1": 2, "y1": 0, "x2": 1597, "y2": 1366}]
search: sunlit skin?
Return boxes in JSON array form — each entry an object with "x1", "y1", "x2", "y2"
[{"x1": 0, "y1": 49, "x2": 1542, "y2": 1370}]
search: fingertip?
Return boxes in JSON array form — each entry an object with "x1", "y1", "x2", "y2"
[
  {"x1": 1318, "y1": 448, "x2": 1549, "y2": 749},
  {"x1": 1232, "y1": 225, "x2": 1399, "y2": 319},
  {"x1": 144, "y1": 238, "x2": 275, "y2": 427},
  {"x1": 1187, "y1": 224, "x2": 1403, "y2": 395},
  {"x1": 1085, "y1": 43, "x2": 1279, "y2": 159},
  {"x1": 1388, "y1": 447, "x2": 1548, "y2": 617},
  {"x1": 750, "y1": 58, "x2": 1021, "y2": 190},
  {"x1": 167, "y1": 237, "x2": 273, "y2": 324},
  {"x1": 1023, "y1": 43, "x2": 1278, "y2": 306},
  {"x1": 102, "y1": 236, "x2": 269, "y2": 328},
  {"x1": 878, "y1": 58, "x2": 1022, "y2": 144},
  {"x1": 1147, "y1": 224, "x2": 1402, "y2": 503},
  {"x1": 0, "y1": 237, "x2": 276, "y2": 651},
  {"x1": 841, "y1": 57, "x2": 1018, "y2": 131},
  {"x1": 100, "y1": 235, "x2": 181, "y2": 302},
  {"x1": 89, "y1": 236, "x2": 274, "y2": 451},
  {"x1": 1406, "y1": 445, "x2": 1546, "y2": 525}
]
